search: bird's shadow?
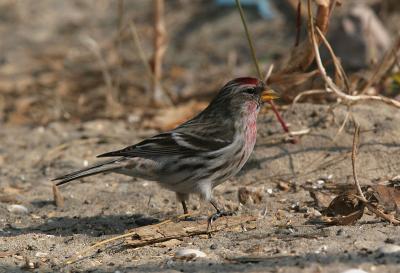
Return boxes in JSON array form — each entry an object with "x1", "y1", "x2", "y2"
[{"x1": 0, "y1": 213, "x2": 161, "y2": 238}]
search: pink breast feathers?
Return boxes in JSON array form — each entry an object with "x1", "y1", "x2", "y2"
[{"x1": 244, "y1": 101, "x2": 259, "y2": 154}]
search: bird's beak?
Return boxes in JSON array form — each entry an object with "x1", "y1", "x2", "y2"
[{"x1": 261, "y1": 88, "x2": 280, "y2": 102}]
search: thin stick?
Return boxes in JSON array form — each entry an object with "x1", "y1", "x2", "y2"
[
  {"x1": 263, "y1": 64, "x2": 274, "y2": 83},
  {"x1": 332, "y1": 109, "x2": 351, "y2": 141},
  {"x1": 315, "y1": 26, "x2": 350, "y2": 92},
  {"x1": 235, "y1": 0, "x2": 262, "y2": 79},
  {"x1": 63, "y1": 214, "x2": 190, "y2": 265},
  {"x1": 350, "y1": 123, "x2": 400, "y2": 225},
  {"x1": 235, "y1": 0, "x2": 294, "y2": 141},
  {"x1": 292, "y1": 89, "x2": 328, "y2": 105},
  {"x1": 351, "y1": 123, "x2": 366, "y2": 201}
]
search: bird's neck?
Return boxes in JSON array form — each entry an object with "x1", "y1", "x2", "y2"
[{"x1": 238, "y1": 101, "x2": 259, "y2": 147}]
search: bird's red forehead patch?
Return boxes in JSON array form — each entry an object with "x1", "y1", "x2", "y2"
[{"x1": 233, "y1": 77, "x2": 259, "y2": 86}]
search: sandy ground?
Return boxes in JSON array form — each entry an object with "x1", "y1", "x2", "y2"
[{"x1": 1, "y1": 103, "x2": 400, "y2": 273}]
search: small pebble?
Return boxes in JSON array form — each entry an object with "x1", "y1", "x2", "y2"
[
  {"x1": 306, "y1": 207, "x2": 322, "y2": 217},
  {"x1": 377, "y1": 244, "x2": 400, "y2": 254},
  {"x1": 316, "y1": 179, "x2": 325, "y2": 185},
  {"x1": 7, "y1": 204, "x2": 28, "y2": 215},
  {"x1": 174, "y1": 249, "x2": 207, "y2": 260},
  {"x1": 35, "y1": 252, "x2": 48, "y2": 258},
  {"x1": 314, "y1": 245, "x2": 327, "y2": 254},
  {"x1": 341, "y1": 269, "x2": 368, "y2": 273}
]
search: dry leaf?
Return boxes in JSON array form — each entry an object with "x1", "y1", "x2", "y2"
[
  {"x1": 327, "y1": 209, "x2": 364, "y2": 225},
  {"x1": 238, "y1": 187, "x2": 263, "y2": 205},
  {"x1": 309, "y1": 191, "x2": 335, "y2": 209},
  {"x1": 326, "y1": 192, "x2": 364, "y2": 216},
  {"x1": 277, "y1": 181, "x2": 291, "y2": 192},
  {"x1": 311, "y1": 192, "x2": 366, "y2": 225},
  {"x1": 372, "y1": 184, "x2": 400, "y2": 214}
]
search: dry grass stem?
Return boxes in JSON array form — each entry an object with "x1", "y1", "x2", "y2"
[
  {"x1": 81, "y1": 36, "x2": 121, "y2": 113},
  {"x1": 235, "y1": 0, "x2": 294, "y2": 140},
  {"x1": 292, "y1": 89, "x2": 329, "y2": 105},
  {"x1": 235, "y1": 0, "x2": 262, "y2": 79},
  {"x1": 315, "y1": 27, "x2": 350, "y2": 92},
  {"x1": 294, "y1": 0, "x2": 302, "y2": 47},
  {"x1": 360, "y1": 37, "x2": 400, "y2": 95},
  {"x1": 263, "y1": 64, "x2": 275, "y2": 83},
  {"x1": 351, "y1": 123, "x2": 366, "y2": 201},
  {"x1": 129, "y1": 22, "x2": 155, "y2": 85},
  {"x1": 308, "y1": 0, "x2": 400, "y2": 108},
  {"x1": 349, "y1": 123, "x2": 400, "y2": 225},
  {"x1": 332, "y1": 109, "x2": 351, "y2": 141},
  {"x1": 152, "y1": 0, "x2": 172, "y2": 106},
  {"x1": 129, "y1": 21, "x2": 172, "y2": 105}
]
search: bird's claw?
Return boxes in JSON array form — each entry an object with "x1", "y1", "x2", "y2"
[
  {"x1": 207, "y1": 210, "x2": 235, "y2": 231},
  {"x1": 183, "y1": 215, "x2": 197, "y2": 221}
]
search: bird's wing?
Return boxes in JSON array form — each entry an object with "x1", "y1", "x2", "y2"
[{"x1": 97, "y1": 126, "x2": 234, "y2": 159}]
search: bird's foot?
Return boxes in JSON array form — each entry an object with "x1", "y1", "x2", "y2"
[
  {"x1": 182, "y1": 215, "x2": 197, "y2": 221},
  {"x1": 207, "y1": 210, "x2": 235, "y2": 231}
]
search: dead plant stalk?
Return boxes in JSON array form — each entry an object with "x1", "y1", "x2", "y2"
[
  {"x1": 350, "y1": 123, "x2": 400, "y2": 225},
  {"x1": 307, "y1": 0, "x2": 400, "y2": 108},
  {"x1": 152, "y1": 0, "x2": 172, "y2": 106}
]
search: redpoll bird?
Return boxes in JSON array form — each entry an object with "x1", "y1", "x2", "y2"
[{"x1": 53, "y1": 77, "x2": 278, "y2": 221}]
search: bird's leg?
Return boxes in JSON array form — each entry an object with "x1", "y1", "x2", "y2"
[
  {"x1": 180, "y1": 200, "x2": 196, "y2": 221},
  {"x1": 176, "y1": 192, "x2": 194, "y2": 221},
  {"x1": 207, "y1": 200, "x2": 235, "y2": 229},
  {"x1": 181, "y1": 200, "x2": 188, "y2": 215}
]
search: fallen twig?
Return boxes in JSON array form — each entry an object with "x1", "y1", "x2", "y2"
[
  {"x1": 63, "y1": 214, "x2": 190, "y2": 265},
  {"x1": 125, "y1": 215, "x2": 257, "y2": 247},
  {"x1": 63, "y1": 215, "x2": 256, "y2": 265}
]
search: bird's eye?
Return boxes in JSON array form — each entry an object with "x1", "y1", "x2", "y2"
[{"x1": 243, "y1": 88, "x2": 255, "y2": 94}]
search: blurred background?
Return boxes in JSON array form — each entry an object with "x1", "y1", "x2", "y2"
[{"x1": 0, "y1": 0, "x2": 399, "y2": 128}]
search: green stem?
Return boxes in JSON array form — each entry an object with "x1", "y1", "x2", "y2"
[{"x1": 235, "y1": 0, "x2": 263, "y2": 79}]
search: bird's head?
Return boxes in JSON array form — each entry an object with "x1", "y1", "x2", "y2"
[{"x1": 207, "y1": 77, "x2": 279, "y2": 115}]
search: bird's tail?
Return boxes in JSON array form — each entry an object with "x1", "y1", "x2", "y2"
[{"x1": 52, "y1": 158, "x2": 123, "y2": 186}]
